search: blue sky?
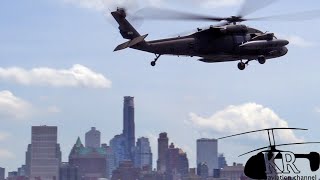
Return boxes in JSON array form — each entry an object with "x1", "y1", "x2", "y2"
[{"x1": 0, "y1": 0, "x2": 320, "y2": 176}]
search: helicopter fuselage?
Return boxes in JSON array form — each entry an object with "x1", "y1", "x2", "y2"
[{"x1": 132, "y1": 25, "x2": 288, "y2": 63}]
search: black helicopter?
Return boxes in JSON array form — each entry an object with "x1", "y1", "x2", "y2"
[
  {"x1": 218, "y1": 128, "x2": 320, "y2": 179},
  {"x1": 110, "y1": 1, "x2": 320, "y2": 70}
]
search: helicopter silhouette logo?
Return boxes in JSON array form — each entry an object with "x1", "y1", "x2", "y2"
[{"x1": 219, "y1": 128, "x2": 320, "y2": 179}]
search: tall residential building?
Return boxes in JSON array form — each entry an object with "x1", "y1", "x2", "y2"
[
  {"x1": 218, "y1": 154, "x2": 228, "y2": 169},
  {"x1": 85, "y1": 127, "x2": 101, "y2": 148},
  {"x1": 28, "y1": 126, "x2": 61, "y2": 180},
  {"x1": 69, "y1": 137, "x2": 108, "y2": 179},
  {"x1": 59, "y1": 162, "x2": 79, "y2": 180},
  {"x1": 177, "y1": 150, "x2": 189, "y2": 177},
  {"x1": 197, "y1": 163, "x2": 209, "y2": 178},
  {"x1": 102, "y1": 143, "x2": 115, "y2": 179},
  {"x1": 17, "y1": 165, "x2": 27, "y2": 176},
  {"x1": 110, "y1": 134, "x2": 127, "y2": 168},
  {"x1": 196, "y1": 138, "x2": 218, "y2": 177},
  {"x1": 25, "y1": 144, "x2": 31, "y2": 177},
  {"x1": 123, "y1": 96, "x2": 135, "y2": 160},
  {"x1": 0, "y1": 167, "x2": 4, "y2": 180},
  {"x1": 157, "y1": 132, "x2": 168, "y2": 173},
  {"x1": 166, "y1": 143, "x2": 189, "y2": 179},
  {"x1": 134, "y1": 137, "x2": 152, "y2": 170}
]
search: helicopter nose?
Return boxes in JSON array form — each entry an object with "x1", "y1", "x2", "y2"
[{"x1": 281, "y1": 47, "x2": 288, "y2": 56}]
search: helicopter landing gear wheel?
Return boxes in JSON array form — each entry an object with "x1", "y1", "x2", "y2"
[
  {"x1": 238, "y1": 62, "x2": 246, "y2": 70},
  {"x1": 151, "y1": 54, "x2": 161, "y2": 67},
  {"x1": 258, "y1": 56, "x2": 266, "y2": 64}
]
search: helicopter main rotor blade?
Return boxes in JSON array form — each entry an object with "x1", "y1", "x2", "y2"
[
  {"x1": 133, "y1": 7, "x2": 226, "y2": 22},
  {"x1": 237, "y1": 0, "x2": 278, "y2": 17},
  {"x1": 248, "y1": 9, "x2": 320, "y2": 21},
  {"x1": 239, "y1": 142, "x2": 320, "y2": 157},
  {"x1": 239, "y1": 146, "x2": 270, "y2": 157}
]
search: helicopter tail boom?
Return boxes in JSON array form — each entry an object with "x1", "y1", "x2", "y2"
[
  {"x1": 111, "y1": 8, "x2": 142, "y2": 40},
  {"x1": 114, "y1": 34, "x2": 148, "y2": 51}
]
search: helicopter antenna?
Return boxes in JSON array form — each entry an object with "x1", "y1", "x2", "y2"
[
  {"x1": 272, "y1": 129, "x2": 276, "y2": 146},
  {"x1": 267, "y1": 130, "x2": 272, "y2": 147}
]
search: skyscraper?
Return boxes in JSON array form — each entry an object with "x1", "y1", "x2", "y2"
[
  {"x1": 157, "y1": 132, "x2": 168, "y2": 173},
  {"x1": 134, "y1": 137, "x2": 152, "y2": 170},
  {"x1": 28, "y1": 126, "x2": 61, "y2": 180},
  {"x1": 0, "y1": 167, "x2": 4, "y2": 180},
  {"x1": 177, "y1": 150, "x2": 189, "y2": 177},
  {"x1": 85, "y1": 127, "x2": 101, "y2": 148},
  {"x1": 166, "y1": 143, "x2": 189, "y2": 179},
  {"x1": 123, "y1": 96, "x2": 135, "y2": 160},
  {"x1": 197, "y1": 138, "x2": 218, "y2": 177}
]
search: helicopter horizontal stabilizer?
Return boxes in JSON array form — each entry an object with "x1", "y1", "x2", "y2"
[{"x1": 114, "y1": 34, "x2": 148, "y2": 51}]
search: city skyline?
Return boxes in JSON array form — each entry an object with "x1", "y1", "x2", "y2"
[{"x1": 1, "y1": 0, "x2": 320, "y2": 177}]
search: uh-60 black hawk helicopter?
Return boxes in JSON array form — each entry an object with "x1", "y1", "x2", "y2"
[{"x1": 111, "y1": 1, "x2": 320, "y2": 70}]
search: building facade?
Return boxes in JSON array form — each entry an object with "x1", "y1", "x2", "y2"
[
  {"x1": 134, "y1": 137, "x2": 153, "y2": 170},
  {"x1": 197, "y1": 163, "x2": 209, "y2": 178},
  {"x1": 110, "y1": 134, "x2": 127, "y2": 169},
  {"x1": 196, "y1": 138, "x2": 218, "y2": 177},
  {"x1": 220, "y1": 163, "x2": 248, "y2": 180},
  {"x1": 0, "y1": 167, "x2": 4, "y2": 180},
  {"x1": 101, "y1": 143, "x2": 115, "y2": 179},
  {"x1": 111, "y1": 161, "x2": 141, "y2": 180},
  {"x1": 69, "y1": 137, "x2": 108, "y2": 180},
  {"x1": 28, "y1": 126, "x2": 61, "y2": 180},
  {"x1": 59, "y1": 162, "x2": 79, "y2": 180},
  {"x1": 85, "y1": 127, "x2": 101, "y2": 148},
  {"x1": 166, "y1": 143, "x2": 189, "y2": 179},
  {"x1": 157, "y1": 132, "x2": 169, "y2": 173},
  {"x1": 218, "y1": 154, "x2": 228, "y2": 169}
]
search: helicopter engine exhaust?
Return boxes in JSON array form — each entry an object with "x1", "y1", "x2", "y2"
[{"x1": 240, "y1": 39, "x2": 289, "y2": 50}]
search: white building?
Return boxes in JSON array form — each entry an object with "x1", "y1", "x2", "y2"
[
  {"x1": 85, "y1": 127, "x2": 101, "y2": 148},
  {"x1": 197, "y1": 138, "x2": 218, "y2": 177}
]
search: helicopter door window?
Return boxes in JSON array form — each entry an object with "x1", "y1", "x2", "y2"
[{"x1": 234, "y1": 35, "x2": 245, "y2": 45}]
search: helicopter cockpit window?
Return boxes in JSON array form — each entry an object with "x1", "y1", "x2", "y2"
[{"x1": 234, "y1": 35, "x2": 245, "y2": 44}]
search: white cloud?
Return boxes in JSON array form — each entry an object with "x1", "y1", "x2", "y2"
[
  {"x1": 188, "y1": 103, "x2": 302, "y2": 143},
  {"x1": 47, "y1": 106, "x2": 62, "y2": 114},
  {"x1": 0, "y1": 132, "x2": 10, "y2": 141},
  {"x1": 280, "y1": 35, "x2": 315, "y2": 48},
  {"x1": 0, "y1": 64, "x2": 111, "y2": 89},
  {"x1": 0, "y1": 149, "x2": 15, "y2": 159},
  {"x1": 0, "y1": 91, "x2": 34, "y2": 120}
]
